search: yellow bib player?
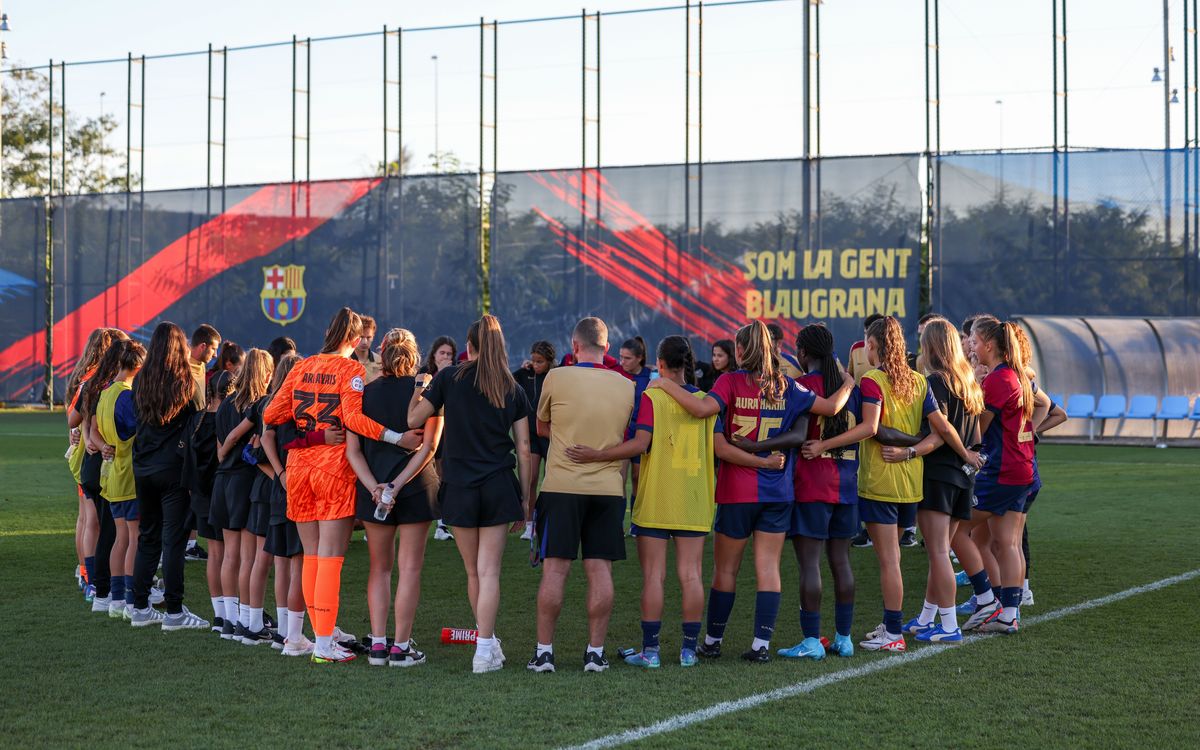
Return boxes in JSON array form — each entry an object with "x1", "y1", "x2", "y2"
[{"x1": 563, "y1": 336, "x2": 716, "y2": 668}]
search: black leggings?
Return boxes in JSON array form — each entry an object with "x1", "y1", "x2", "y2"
[
  {"x1": 133, "y1": 469, "x2": 190, "y2": 613},
  {"x1": 793, "y1": 536, "x2": 854, "y2": 611},
  {"x1": 87, "y1": 493, "x2": 116, "y2": 598},
  {"x1": 1021, "y1": 524, "x2": 1031, "y2": 576}
]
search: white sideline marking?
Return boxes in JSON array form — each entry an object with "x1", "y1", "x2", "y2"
[{"x1": 565, "y1": 569, "x2": 1200, "y2": 750}]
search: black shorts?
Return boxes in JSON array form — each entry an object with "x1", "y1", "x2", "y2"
[
  {"x1": 440, "y1": 470, "x2": 524, "y2": 529},
  {"x1": 246, "y1": 501, "x2": 270, "y2": 537},
  {"x1": 920, "y1": 478, "x2": 973, "y2": 521},
  {"x1": 217, "y1": 470, "x2": 255, "y2": 531},
  {"x1": 357, "y1": 487, "x2": 438, "y2": 526},
  {"x1": 194, "y1": 510, "x2": 224, "y2": 542},
  {"x1": 264, "y1": 520, "x2": 302, "y2": 558},
  {"x1": 535, "y1": 491, "x2": 626, "y2": 561}
]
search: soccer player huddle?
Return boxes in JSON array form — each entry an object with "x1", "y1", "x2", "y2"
[{"x1": 64, "y1": 305, "x2": 1066, "y2": 671}]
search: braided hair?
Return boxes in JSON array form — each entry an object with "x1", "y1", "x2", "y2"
[{"x1": 796, "y1": 324, "x2": 850, "y2": 455}]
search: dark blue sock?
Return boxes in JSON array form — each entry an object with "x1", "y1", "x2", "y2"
[
  {"x1": 84, "y1": 556, "x2": 95, "y2": 584},
  {"x1": 681, "y1": 622, "x2": 701, "y2": 652},
  {"x1": 883, "y1": 608, "x2": 903, "y2": 636},
  {"x1": 125, "y1": 575, "x2": 135, "y2": 606},
  {"x1": 968, "y1": 570, "x2": 992, "y2": 597},
  {"x1": 641, "y1": 620, "x2": 661, "y2": 651},
  {"x1": 754, "y1": 591, "x2": 781, "y2": 642},
  {"x1": 992, "y1": 585, "x2": 1003, "y2": 603},
  {"x1": 835, "y1": 602, "x2": 854, "y2": 637},
  {"x1": 706, "y1": 589, "x2": 736, "y2": 640},
  {"x1": 110, "y1": 574, "x2": 125, "y2": 601},
  {"x1": 800, "y1": 609, "x2": 821, "y2": 639},
  {"x1": 1000, "y1": 586, "x2": 1022, "y2": 610}
]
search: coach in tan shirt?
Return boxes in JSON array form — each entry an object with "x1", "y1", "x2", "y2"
[{"x1": 528, "y1": 317, "x2": 633, "y2": 673}]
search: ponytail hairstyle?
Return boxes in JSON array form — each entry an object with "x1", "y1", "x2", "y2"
[
  {"x1": 321, "y1": 307, "x2": 364, "y2": 354},
  {"x1": 82, "y1": 339, "x2": 131, "y2": 416},
  {"x1": 456, "y1": 315, "x2": 517, "y2": 409},
  {"x1": 866, "y1": 316, "x2": 917, "y2": 406},
  {"x1": 920, "y1": 318, "x2": 984, "y2": 416},
  {"x1": 135, "y1": 322, "x2": 193, "y2": 426},
  {"x1": 209, "y1": 369, "x2": 236, "y2": 402},
  {"x1": 268, "y1": 353, "x2": 301, "y2": 397},
  {"x1": 711, "y1": 339, "x2": 735, "y2": 374},
  {"x1": 796, "y1": 324, "x2": 850, "y2": 447},
  {"x1": 1010, "y1": 324, "x2": 1038, "y2": 381},
  {"x1": 622, "y1": 336, "x2": 647, "y2": 370},
  {"x1": 656, "y1": 336, "x2": 697, "y2": 387},
  {"x1": 735, "y1": 321, "x2": 787, "y2": 404},
  {"x1": 974, "y1": 318, "x2": 1035, "y2": 421},
  {"x1": 530, "y1": 340, "x2": 556, "y2": 365},
  {"x1": 380, "y1": 328, "x2": 420, "y2": 377},
  {"x1": 423, "y1": 335, "x2": 458, "y2": 374},
  {"x1": 68, "y1": 328, "x2": 127, "y2": 398},
  {"x1": 214, "y1": 341, "x2": 244, "y2": 374},
  {"x1": 232, "y1": 349, "x2": 274, "y2": 412},
  {"x1": 116, "y1": 340, "x2": 147, "y2": 373}
]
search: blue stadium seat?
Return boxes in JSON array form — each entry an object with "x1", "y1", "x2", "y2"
[
  {"x1": 1192, "y1": 397, "x2": 1200, "y2": 422},
  {"x1": 1047, "y1": 392, "x2": 1064, "y2": 408},
  {"x1": 1092, "y1": 395, "x2": 1126, "y2": 420},
  {"x1": 1125, "y1": 395, "x2": 1158, "y2": 420},
  {"x1": 1153, "y1": 396, "x2": 1192, "y2": 448},
  {"x1": 1065, "y1": 394, "x2": 1095, "y2": 419}
]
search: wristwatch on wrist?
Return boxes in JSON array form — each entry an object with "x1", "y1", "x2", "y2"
[{"x1": 906, "y1": 447, "x2": 917, "y2": 461}]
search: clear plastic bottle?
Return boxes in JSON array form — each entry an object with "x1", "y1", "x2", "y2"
[
  {"x1": 962, "y1": 445, "x2": 987, "y2": 477},
  {"x1": 374, "y1": 485, "x2": 396, "y2": 522}
]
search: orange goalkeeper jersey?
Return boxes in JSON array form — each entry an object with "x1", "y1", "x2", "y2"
[{"x1": 263, "y1": 353, "x2": 386, "y2": 481}]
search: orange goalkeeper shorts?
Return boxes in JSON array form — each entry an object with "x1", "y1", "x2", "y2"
[{"x1": 286, "y1": 464, "x2": 356, "y2": 523}]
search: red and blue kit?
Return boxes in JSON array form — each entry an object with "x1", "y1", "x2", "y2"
[
  {"x1": 975, "y1": 364, "x2": 1035, "y2": 512},
  {"x1": 708, "y1": 370, "x2": 816, "y2": 504},
  {"x1": 793, "y1": 371, "x2": 865, "y2": 505}
]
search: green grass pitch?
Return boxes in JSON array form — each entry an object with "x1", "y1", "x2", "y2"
[{"x1": 1, "y1": 411, "x2": 1197, "y2": 748}]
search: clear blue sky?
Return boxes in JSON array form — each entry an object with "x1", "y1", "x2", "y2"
[{"x1": 3, "y1": 0, "x2": 1179, "y2": 190}]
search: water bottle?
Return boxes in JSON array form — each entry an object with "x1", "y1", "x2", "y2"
[
  {"x1": 101, "y1": 456, "x2": 113, "y2": 480},
  {"x1": 962, "y1": 444, "x2": 987, "y2": 477},
  {"x1": 373, "y1": 484, "x2": 396, "y2": 522}
]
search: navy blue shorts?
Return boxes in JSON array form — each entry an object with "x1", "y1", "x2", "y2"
[
  {"x1": 789, "y1": 502, "x2": 858, "y2": 540},
  {"x1": 973, "y1": 482, "x2": 1032, "y2": 516},
  {"x1": 630, "y1": 524, "x2": 708, "y2": 540},
  {"x1": 859, "y1": 497, "x2": 917, "y2": 525},
  {"x1": 1017, "y1": 488, "x2": 1039, "y2": 514},
  {"x1": 713, "y1": 502, "x2": 791, "y2": 539},
  {"x1": 109, "y1": 498, "x2": 140, "y2": 521}
]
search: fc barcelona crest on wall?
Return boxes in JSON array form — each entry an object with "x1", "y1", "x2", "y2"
[{"x1": 261, "y1": 264, "x2": 306, "y2": 326}]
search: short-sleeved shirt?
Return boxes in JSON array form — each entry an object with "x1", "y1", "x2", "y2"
[
  {"x1": 357, "y1": 375, "x2": 438, "y2": 501},
  {"x1": 857, "y1": 368, "x2": 938, "y2": 503},
  {"x1": 423, "y1": 364, "x2": 530, "y2": 487},
  {"x1": 779, "y1": 352, "x2": 804, "y2": 380},
  {"x1": 976, "y1": 364, "x2": 1035, "y2": 487},
  {"x1": 924, "y1": 372, "x2": 979, "y2": 489},
  {"x1": 847, "y1": 341, "x2": 871, "y2": 384},
  {"x1": 215, "y1": 397, "x2": 254, "y2": 475},
  {"x1": 537, "y1": 363, "x2": 635, "y2": 496},
  {"x1": 794, "y1": 371, "x2": 863, "y2": 505},
  {"x1": 707, "y1": 370, "x2": 816, "y2": 504}
]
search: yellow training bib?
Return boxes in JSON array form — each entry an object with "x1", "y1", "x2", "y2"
[{"x1": 633, "y1": 388, "x2": 717, "y2": 532}]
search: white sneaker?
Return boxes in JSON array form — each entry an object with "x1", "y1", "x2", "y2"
[
  {"x1": 963, "y1": 600, "x2": 1002, "y2": 631},
  {"x1": 91, "y1": 595, "x2": 111, "y2": 614},
  {"x1": 434, "y1": 523, "x2": 454, "y2": 541},
  {"x1": 472, "y1": 649, "x2": 504, "y2": 674},
  {"x1": 150, "y1": 586, "x2": 165, "y2": 605},
  {"x1": 519, "y1": 526, "x2": 532, "y2": 541},
  {"x1": 130, "y1": 606, "x2": 166, "y2": 627},
  {"x1": 494, "y1": 636, "x2": 506, "y2": 664},
  {"x1": 859, "y1": 631, "x2": 906, "y2": 652},
  {"x1": 123, "y1": 604, "x2": 133, "y2": 621},
  {"x1": 1021, "y1": 588, "x2": 1034, "y2": 607},
  {"x1": 331, "y1": 626, "x2": 357, "y2": 644},
  {"x1": 163, "y1": 606, "x2": 211, "y2": 631},
  {"x1": 863, "y1": 622, "x2": 886, "y2": 640},
  {"x1": 108, "y1": 599, "x2": 126, "y2": 618},
  {"x1": 282, "y1": 635, "x2": 316, "y2": 656}
]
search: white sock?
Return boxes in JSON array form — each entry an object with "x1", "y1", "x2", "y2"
[
  {"x1": 239, "y1": 603, "x2": 251, "y2": 628},
  {"x1": 536, "y1": 642, "x2": 554, "y2": 657},
  {"x1": 249, "y1": 607, "x2": 263, "y2": 632},
  {"x1": 211, "y1": 596, "x2": 223, "y2": 620},
  {"x1": 918, "y1": 599, "x2": 938, "y2": 626},
  {"x1": 315, "y1": 634, "x2": 332, "y2": 653},
  {"x1": 187, "y1": 539, "x2": 198, "y2": 551},
  {"x1": 976, "y1": 588, "x2": 996, "y2": 606},
  {"x1": 225, "y1": 597, "x2": 240, "y2": 626},
  {"x1": 939, "y1": 606, "x2": 958, "y2": 632},
  {"x1": 1023, "y1": 578, "x2": 1031, "y2": 593},
  {"x1": 751, "y1": 637, "x2": 770, "y2": 651},
  {"x1": 371, "y1": 634, "x2": 387, "y2": 647},
  {"x1": 586, "y1": 644, "x2": 604, "y2": 657},
  {"x1": 704, "y1": 635, "x2": 722, "y2": 646},
  {"x1": 395, "y1": 639, "x2": 410, "y2": 651},
  {"x1": 287, "y1": 609, "x2": 305, "y2": 641},
  {"x1": 475, "y1": 635, "x2": 495, "y2": 657},
  {"x1": 1002, "y1": 605, "x2": 1019, "y2": 622}
]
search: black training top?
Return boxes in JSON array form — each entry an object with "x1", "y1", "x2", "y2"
[
  {"x1": 423, "y1": 364, "x2": 530, "y2": 487},
  {"x1": 358, "y1": 375, "x2": 439, "y2": 501},
  {"x1": 215, "y1": 397, "x2": 254, "y2": 474},
  {"x1": 924, "y1": 372, "x2": 979, "y2": 489},
  {"x1": 181, "y1": 410, "x2": 219, "y2": 496},
  {"x1": 512, "y1": 366, "x2": 548, "y2": 440},
  {"x1": 131, "y1": 385, "x2": 198, "y2": 477}
]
